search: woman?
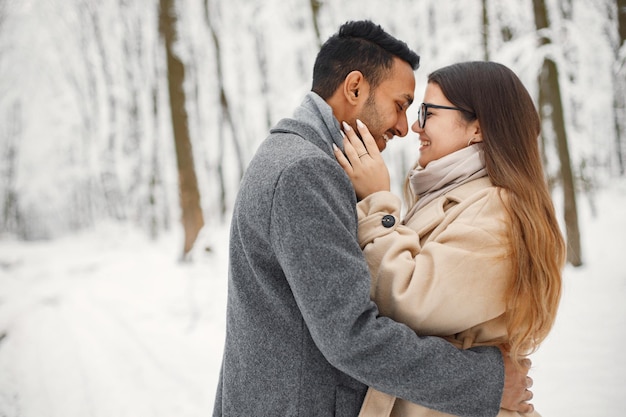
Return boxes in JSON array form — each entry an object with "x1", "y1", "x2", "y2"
[{"x1": 334, "y1": 61, "x2": 565, "y2": 417}]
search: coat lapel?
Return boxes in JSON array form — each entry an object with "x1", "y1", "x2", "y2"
[
  {"x1": 402, "y1": 177, "x2": 493, "y2": 239},
  {"x1": 403, "y1": 198, "x2": 446, "y2": 238}
]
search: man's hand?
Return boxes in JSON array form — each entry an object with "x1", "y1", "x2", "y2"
[{"x1": 499, "y1": 346, "x2": 534, "y2": 413}]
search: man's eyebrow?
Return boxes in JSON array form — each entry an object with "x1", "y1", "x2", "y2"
[{"x1": 402, "y1": 94, "x2": 414, "y2": 108}]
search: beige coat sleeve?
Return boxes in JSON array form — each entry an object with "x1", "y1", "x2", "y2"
[{"x1": 356, "y1": 189, "x2": 512, "y2": 337}]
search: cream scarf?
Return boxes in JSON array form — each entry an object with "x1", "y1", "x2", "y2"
[{"x1": 404, "y1": 144, "x2": 487, "y2": 222}]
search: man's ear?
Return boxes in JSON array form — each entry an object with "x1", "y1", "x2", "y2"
[{"x1": 343, "y1": 71, "x2": 365, "y2": 105}]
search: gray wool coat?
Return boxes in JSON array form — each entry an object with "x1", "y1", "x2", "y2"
[{"x1": 212, "y1": 92, "x2": 505, "y2": 417}]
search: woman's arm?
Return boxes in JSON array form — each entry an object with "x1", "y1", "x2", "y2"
[{"x1": 357, "y1": 190, "x2": 512, "y2": 336}]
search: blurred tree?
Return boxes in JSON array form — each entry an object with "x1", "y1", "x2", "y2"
[
  {"x1": 148, "y1": 62, "x2": 172, "y2": 240},
  {"x1": 1, "y1": 101, "x2": 21, "y2": 236},
  {"x1": 0, "y1": 2, "x2": 18, "y2": 236},
  {"x1": 204, "y1": 0, "x2": 245, "y2": 220},
  {"x1": 310, "y1": 0, "x2": 322, "y2": 47},
  {"x1": 159, "y1": 0, "x2": 204, "y2": 258},
  {"x1": 250, "y1": 7, "x2": 273, "y2": 132},
  {"x1": 0, "y1": 0, "x2": 619, "y2": 248},
  {"x1": 613, "y1": 0, "x2": 626, "y2": 175},
  {"x1": 0, "y1": 0, "x2": 5, "y2": 39},
  {"x1": 119, "y1": 0, "x2": 143, "y2": 211},
  {"x1": 83, "y1": 1, "x2": 127, "y2": 221},
  {"x1": 482, "y1": 0, "x2": 490, "y2": 60},
  {"x1": 533, "y1": 0, "x2": 582, "y2": 266}
]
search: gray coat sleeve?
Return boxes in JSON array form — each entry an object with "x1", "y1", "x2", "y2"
[{"x1": 269, "y1": 154, "x2": 505, "y2": 417}]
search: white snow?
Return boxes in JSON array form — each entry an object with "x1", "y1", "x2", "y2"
[
  {"x1": 0, "y1": 179, "x2": 625, "y2": 417},
  {"x1": 0, "y1": 224, "x2": 227, "y2": 417}
]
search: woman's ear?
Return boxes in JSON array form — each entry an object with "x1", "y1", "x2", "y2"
[{"x1": 471, "y1": 121, "x2": 483, "y2": 143}]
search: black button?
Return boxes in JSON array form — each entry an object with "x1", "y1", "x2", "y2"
[{"x1": 381, "y1": 215, "x2": 395, "y2": 228}]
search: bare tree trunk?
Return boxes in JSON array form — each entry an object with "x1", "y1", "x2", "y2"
[
  {"x1": 481, "y1": 0, "x2": 490, "y2": 61},
  {"x1": 310, "y1": 0, "x2": 322, "y2": 48},
  {"x1": 119, "y1": 0, "x2": 143, "y2": 209},
  {"x1": 59, "y1": 1, "x2": 99, "y2": 230},
  {"x1": 1, "y1": 101, "x2": 22, "y2": 236},
  {"x1": 618, "y1": 0, "x2": 626, "y2": 64},
  {"x1": 494, "y1": 1, "x2": 513, "y2": 43},
  {"x1": 0, "y1": 0, "x2": 7, "y2": 41},
  {"x1": 204, "y1": 0, "x2": 245, "y2": 219},
  {"x1": 537, "y1": 59, "x2": 552, "y2": 189},
  {"x1": 533, "y1": 0, "x2": 582, "y2": 266},
  {"x1": 252, "y1": 24, "x2": 273, "y2": 131},
  {"x1": 148, "y1": 70, "x2": 171, "y2": 240},
  {"x1": 159, "y1": 0, "x2": 204, "y2": 258},
  {"x1": 83, "y1": 2, "x2": 126, "y2": 221},
  {"x1": 614, "y1": 0, "x2": 626, "y2": 175}
]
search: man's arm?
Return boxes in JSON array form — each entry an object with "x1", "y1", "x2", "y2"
[{"x1": 270, "y1": 155, "x2": 511, "y2": 417}]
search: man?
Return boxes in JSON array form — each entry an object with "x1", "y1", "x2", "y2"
[{"x1": 213, "y1": 20, "x2": 533, "y2": 417}]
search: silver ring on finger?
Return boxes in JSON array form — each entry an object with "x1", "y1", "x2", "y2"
[{"x1": 358, "y1": 152, "x2": 368, "y2": 158}]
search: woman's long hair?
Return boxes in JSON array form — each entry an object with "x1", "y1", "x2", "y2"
[{"x1": 406, "y1": 61, "x2": 566, "y2": 364}]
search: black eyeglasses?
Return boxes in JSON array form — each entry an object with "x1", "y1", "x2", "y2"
[{"x1": 417, "y1": 103, "x2": 474, "y2": 129}]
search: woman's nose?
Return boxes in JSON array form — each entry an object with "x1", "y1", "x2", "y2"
[{"x1": 411, "y1": 119, "x2": 422, "y2": 133}]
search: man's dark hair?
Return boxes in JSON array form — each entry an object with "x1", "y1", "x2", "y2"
[{"x1": 311, "y1": 20, "x2": 420, "y2": 99}]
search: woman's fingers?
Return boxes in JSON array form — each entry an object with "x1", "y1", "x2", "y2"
[
  {"x1": 332, "y1": 143, "x2": 352, "y2": 174},
  {"x1": 355, "y1": 119, "x2": 381, "y2": 160},
  {"x1": 341, "y1": 121, "x2": 367, "y2": 162},
  {"x1": 335, "y1": 120, "x2": 390, "y2": 199}
]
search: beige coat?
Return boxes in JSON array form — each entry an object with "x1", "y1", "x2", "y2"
[{"x1": 356, "y1": 177, "x2": 540, "y2": 417}]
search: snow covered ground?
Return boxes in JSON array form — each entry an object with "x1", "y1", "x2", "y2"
[{"x1": 0, "y1": 180, "x2": 624, "y2": 417}]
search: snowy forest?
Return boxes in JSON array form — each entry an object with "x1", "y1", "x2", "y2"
[
  {"x1": 1, "y1": 1, "x2": 625, "y2": 416},
  {"x1": 0, "y1": 0, "x2": 624, "y2": 265}
]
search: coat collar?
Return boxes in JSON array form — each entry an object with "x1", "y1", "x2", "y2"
[
  {"x1": 270, "y1": 92, "x2": 343, "y2": 157},
  {"x1": 403, "y1": 177, "x2": 493, "y2": 237}
]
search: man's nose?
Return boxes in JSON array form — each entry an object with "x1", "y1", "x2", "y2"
[{"x1": 395, "y1": 113, "x2": 409, "y2": 137}]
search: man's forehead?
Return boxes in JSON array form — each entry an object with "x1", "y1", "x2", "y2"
[
  {"x1": 381, "y1": 76, "x2": 414, "y2": 101},
  {"x1": 376, "y1": 66, "x2": 415, "y2": 104}
]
